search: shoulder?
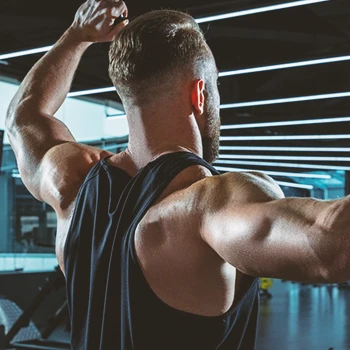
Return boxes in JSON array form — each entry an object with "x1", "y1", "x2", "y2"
[
  {"x1": 39, "y1": 142, "x2": 112, "y2": 213},
  {"x1": 192, "y1": 171, "x2": 284, "y2": 207},
  {"x1": 139, "y1": 171, "x2": 284, "y2": 243}
]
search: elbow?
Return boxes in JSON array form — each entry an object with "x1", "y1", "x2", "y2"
[
  {"x1": 325, "y1": 246, "x2": 350, "y2": 284},
  {"x1": 5, "y1": 103, "x2": 16, "y2": 133},
  {"x1": 5, "y1": 108, "x2": 20, "y2": 142},
  {"x1": 315, "y1": 199, "x2": 350, "y2": 283},
  {"x1": 5, "y1": 97, "x2": 22, "y2": 134},
  {"x1": 5, "y1": 95, "x2": 33, "y2": 132},
  {"x1": 317, "y1": 254, "x2": 349, "y2": 284}
]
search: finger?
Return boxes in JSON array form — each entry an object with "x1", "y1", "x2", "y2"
[
  {"x1": 107, "y1": 7, "x2": 125, "y2": 19},
  {"x1": 113, "y1": 15, "x2": 129, "y2": 26},
  {"x1": 100, "y1": 3, "x2": 126, "y2": 20},
  {"x1": 104, "y1": 19, "x2": 128, "y2": 41},
  {"x1": 123, "y1": 7, "x2": 128, "y2": 19},
  {"x1": 101, "y1": 0, "x2": 128, "y2": 14},
  {"x1": 107, "y1": 1, "x2": 128, "y2": 19}
]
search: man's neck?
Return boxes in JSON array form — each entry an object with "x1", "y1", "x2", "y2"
[{"x1": 125, "y1": 106, "x2": 204, "y2": 169}]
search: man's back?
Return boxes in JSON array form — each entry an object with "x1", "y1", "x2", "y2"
[{"x1": 63, "y1": 151, "x2": 260, "y2": 349}]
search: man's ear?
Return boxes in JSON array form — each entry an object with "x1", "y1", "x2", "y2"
[{"x1": 191, "y1": 79, "x2": 205, "y2": 115}]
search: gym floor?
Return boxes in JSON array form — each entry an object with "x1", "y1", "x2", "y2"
[
  {"x1": 257, "y1": 280, "x2": 350, "y2": 350},
  {"x1": 3, "y1": 273, "x2": 350, "y2": 349},
  {"x1": 47, "y1": 279, "x2": 350, "y2": 350}
]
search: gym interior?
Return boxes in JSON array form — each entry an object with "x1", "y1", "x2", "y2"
[{"x1": 0, "y1": 0, "x2": 349, "y2": 349}]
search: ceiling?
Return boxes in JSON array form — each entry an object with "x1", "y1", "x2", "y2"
[{"x1": 0, "y1": 0, "x2": 349, "y2": 193}]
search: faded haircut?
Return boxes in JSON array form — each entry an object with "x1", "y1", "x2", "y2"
[{"x1": 109, "y1": 10, "x2": 216, "y2": 105}]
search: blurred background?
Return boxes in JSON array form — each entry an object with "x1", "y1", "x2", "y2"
[{"x1": 0, "y1": 0, "x2": 349, "y2": 349}]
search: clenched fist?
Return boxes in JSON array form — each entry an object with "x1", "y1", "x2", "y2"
[{"x1": 70, "y1": 0, "x2": 129, "y2": 43}]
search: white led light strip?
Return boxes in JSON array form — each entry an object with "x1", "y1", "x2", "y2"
[
  {"x1": 218, "y1": 154, "x2": 350, "y2": 162},
  {"x1": 215, "y1": 167, "x2": 330, "y2": 179},
  {"x1": 195, "y1": 0, "x2": 328, "y2": 24},
  {"x1": 220, "y1": 91, "x2": 350, "y2": 109},
  {"x1": 67, "y1": 87, "x2": 117, "y2": 97},
  {"x1": 215, "y1": 159, "x2": 350, "y2": 171},
  {"x1": 220, "y1": 134, "x2": 350, "y2": 141},
  {"x1": 219, "y1": 146, "x2": 350, "y2": 152},
  {"x1": 220, "y1": 116, "x2": 350, "y2": 130},
  {"x1": 215, "y1": 166, "x2": 314, "y2": 189},
  {"x1": 218, "y1": 55, "x2": 350, "y2": 77},
  {"x1": 274, "y1": 181, "x2": 313, "y2": 190},
  {"x1": 0, "y1": 46, "x2": 54, "y2": 60}
]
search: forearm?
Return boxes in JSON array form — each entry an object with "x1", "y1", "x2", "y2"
[
  {"x1": 7, "y1": 29, "x2": 91, "y2": 123},
  {"x1": 260, "y1": 196, "x2": 350, "y2": 282}
]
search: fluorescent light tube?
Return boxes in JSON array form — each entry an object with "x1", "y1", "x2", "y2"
[
  {"x1": 214, "y1": 167, "x2": 330, "y2": 179},
  {"x1": 220, "y1": 91, "x2": 350, "y2": 109},
  {"x1": 67, "y1": 87, "x2": 116, "y2": 97},
  {"x1": 220, "y1": 135, "x2": 350, "y2": 141},
  {"x1": 195, "y1": 0, "x2": 328, "y2": 24},
  {"x1": 219, "y1": 146, "x2": 350, "y2": 152},
  {"x1": 220, "y1": 116, "x2": 350, "y2": 130},
  {"x1": 218, "y1": 154, "x2": 350, "y2": 161},
  {"x1": 214, "y1": 159, "x2": 350, "y2": 171},
  {"x1": 219, "y1": 55, "x2": 350, "y2": 77},
  {"x1": 215, "y1": 165, "x2": 314, "y2": 189},
  {"x1": 0, "y1": 46, "x2": 54, "y2": 60}
]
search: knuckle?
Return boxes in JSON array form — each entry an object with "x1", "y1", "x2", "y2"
[{"x1": 119, "y1": 1, "x2": 126, "y2": 9}]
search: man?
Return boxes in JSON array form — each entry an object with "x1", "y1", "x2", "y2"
[{"x1": 5, "y1": 0, "x2": 350, "y2": 349}]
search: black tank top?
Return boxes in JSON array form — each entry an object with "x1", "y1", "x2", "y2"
[{"x1": 64, "y1": 151, "x2": 259, "y2": 350}]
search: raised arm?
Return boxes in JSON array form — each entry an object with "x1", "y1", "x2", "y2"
[
  {"x1": 5, "y1": 0, "x2": 128, "y2": 208},
  {"x1": 197, "y1": 172, "x2": 350, "y2": 283}
]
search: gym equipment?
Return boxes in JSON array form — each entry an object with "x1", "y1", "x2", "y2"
[
  {"x1": 0, "y1": 266, "x2": 70, "y2": 350},
  {"x1": 260, "y1": 278, "x2": 273, "y2": 299}
]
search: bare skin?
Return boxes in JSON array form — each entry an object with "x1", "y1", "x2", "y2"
[{"x1": 5, "y1": 0, "x2": 350, "y2": 319}]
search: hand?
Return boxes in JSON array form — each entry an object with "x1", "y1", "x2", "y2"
[{"x1": 70, "y1": 0, "x2": 129, "y2": 43}]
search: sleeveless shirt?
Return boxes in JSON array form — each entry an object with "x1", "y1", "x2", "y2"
[{"x1": 64, "y1": 151, "x2": 259, "y2": 349}]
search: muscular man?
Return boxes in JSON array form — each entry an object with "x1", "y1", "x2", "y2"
[{"x1": 5, "y1": 0, "x2": 350, "y2": 349}]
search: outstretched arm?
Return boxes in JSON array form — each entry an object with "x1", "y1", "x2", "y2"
[
  {"x1": 5, "y1": 0, "x2": 128, "y2": 208},
  {"x1": 197, "y1": 172, "x2": 350, "y2": 283}
]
